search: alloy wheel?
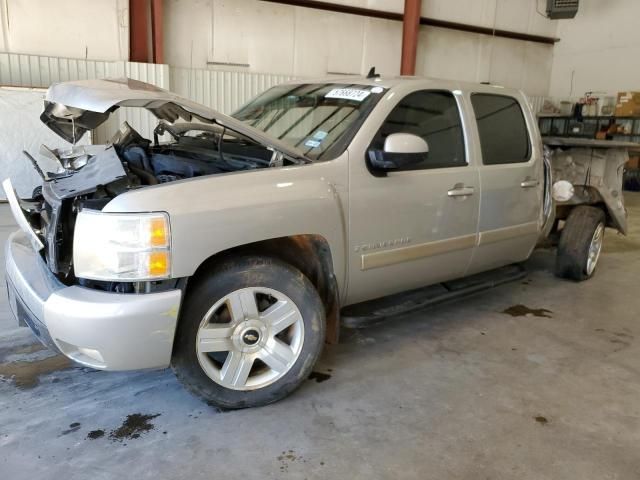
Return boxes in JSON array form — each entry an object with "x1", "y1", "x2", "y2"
[
  {"x1": 586, "y1": 222, "x2": 605, "y2": 276},
  {"x1": 195, "y1": 287, "x2": 304, "y2": 391}
]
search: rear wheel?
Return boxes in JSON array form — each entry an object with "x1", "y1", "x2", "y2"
[
  {"x1": 555, "y1": 206, "x2": 606, "y2": 281},
  {"x1": 172, "y1": 256, "x2": 325, "y2": 409}
]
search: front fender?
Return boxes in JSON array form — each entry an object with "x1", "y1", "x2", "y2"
[{"x1": 103, "y1": 161, "x2": 348, "y2": 290}]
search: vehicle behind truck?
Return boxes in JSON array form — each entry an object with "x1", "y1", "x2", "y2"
[{"x1": 3, "y1": 76, "x2": 626, "y2": 408}]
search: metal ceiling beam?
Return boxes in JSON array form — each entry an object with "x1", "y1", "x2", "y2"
[
  {"x1": 151, "y1": 0, "x2": 164, "y2": 64},
  {"x1": 401, "y1": 0, "x2": 422, "y2": 75},
  {"x1": 129, "y1": 0, "x2": 150, "y2": 62},
  {"x1": 260, "y1": 0, "x2": 559, "y2": 45}
]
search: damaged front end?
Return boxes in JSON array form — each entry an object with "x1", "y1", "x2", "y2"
[
  {"x1": 6, "y1": 144, "x2": 131, "y2": 281},
  {"x1": 3, "y1": 78, "x2": 309, "y2": 289}
]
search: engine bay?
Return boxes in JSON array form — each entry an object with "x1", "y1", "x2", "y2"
[
  {"x1": 115, "y1": 121, "x2": 285, "y2": 187},
  {"x1": 21, "y1": 121, "x2": 301, "y2": 283}
]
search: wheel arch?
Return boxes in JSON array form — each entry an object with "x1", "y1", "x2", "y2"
[
  {"x1": 556, "y1": 199, "x2": 606, "y2": 221},
  {"x1": 187, "y1": 234, "x2": 341, "y2": 344},
  {"x1": 555, "y1": 189, "x2": 626, "y2": 235}
]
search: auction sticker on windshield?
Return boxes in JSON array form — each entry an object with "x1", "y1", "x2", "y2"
[{"x1": 325, "y1": 88, "x2": 371, "y2": 102}]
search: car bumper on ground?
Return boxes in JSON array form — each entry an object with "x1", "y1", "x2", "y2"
[{"x1": 5, "y1": 230, "x2": 182, "y2": 370}]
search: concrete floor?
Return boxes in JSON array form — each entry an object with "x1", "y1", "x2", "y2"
[{"x1": 1, "y1": 196, "x2": 640, "y2": 480}]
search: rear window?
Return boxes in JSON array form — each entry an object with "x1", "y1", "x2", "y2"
[{"x1": 470, "y1": 94, "x2": 530, "y2": 165}]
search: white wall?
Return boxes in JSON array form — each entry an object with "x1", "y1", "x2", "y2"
[
  {"x1": 0, "y1": 0, "x2": 128, "y2": 61},
  {"x1": 164, "y1": 0, "x2": 558, "y2": 95},
  {"x1": 0, "y1": 0, "x2": 561, "y2": 95},
  {"x1": 549, "y1": 0, "x2": 640, "y2": 98}
]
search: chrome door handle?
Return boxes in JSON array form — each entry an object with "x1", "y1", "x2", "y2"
[
  {"x1": 447, "y1": 186, "x2": 475, "y2": 197},
  {"x1": 520, "y1": 179, "x2": 539, "y2": 188}
]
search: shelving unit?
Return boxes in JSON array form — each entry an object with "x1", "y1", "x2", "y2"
[{"x1": 538, "y1": 115, "x2": 640, "y2": 143}]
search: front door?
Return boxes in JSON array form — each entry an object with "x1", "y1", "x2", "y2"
[
  {"x1": 466, "y1": 93, "x2": 544, "y2": 275},
  {"x1": 346, "y1": 89, "x2": 480, "y2": 305}
]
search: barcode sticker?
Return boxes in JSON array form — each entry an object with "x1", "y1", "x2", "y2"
[{"x1": 325, "y1": 88, "x2": 371, "y2": 102}]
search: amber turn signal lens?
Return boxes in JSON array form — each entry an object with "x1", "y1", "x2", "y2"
[
  {"x1": 149, "y1": 251, "x2": 169, "y2": 276},
  {"x1": 150, "y1": 217, "x2": 168, "y2": 247}
]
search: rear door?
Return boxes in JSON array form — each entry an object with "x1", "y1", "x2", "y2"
[{"x1": 466, "y1": 93, "x2": 543, "y2": 275}]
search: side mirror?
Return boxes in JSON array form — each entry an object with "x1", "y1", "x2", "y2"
[{"x1": 368, "y1": 133, "x2": 429, "y2": 171}]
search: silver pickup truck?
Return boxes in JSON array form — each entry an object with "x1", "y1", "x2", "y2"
[{"x1": 3, "y1": 77, "x2": 625, "y2": 408}]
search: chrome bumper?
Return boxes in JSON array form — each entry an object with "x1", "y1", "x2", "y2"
[{"x1": 5, "y1": 230, "x2": 182, "y2": 370}]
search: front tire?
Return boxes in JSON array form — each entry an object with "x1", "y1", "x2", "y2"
[
  {"x1": 555, "y1": 206, "x2": 606, "y2": 281},
  {"x1": 172, "y1": 256, "x2": 325, "y2": 409}
]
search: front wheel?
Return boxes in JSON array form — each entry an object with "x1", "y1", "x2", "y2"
[
  {"x1": 555, "y1": 206, "x2": 606, "y2": 281},
  {"x1": 172, "y1": 256, "x2": 326, "y2": 409}
]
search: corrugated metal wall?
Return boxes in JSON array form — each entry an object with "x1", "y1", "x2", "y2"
[
  {"x1": 1, "y1": 52, "x2": 572, "y2": 144},
  {"x1": 527, "y1": 96, "x2": 546, "y2": 115},
  {"x1": 170, "y1": 67, "x2": 294, "y2": 114},
  {"x1": 0, "y1": 53, "x2": 121, "y2": 88},
  {"x1": 93, "y1": 63, "x2": 171, "y2": 143},
  {"x1": 0, "y1": 53, "x2": 173, "y2": 90},
  {"x1": 0, "y1": 53, "x2": 171, "y2": 143},
  {"x1": 0, "y1": 53, "x2": 295, "y2": 144}
]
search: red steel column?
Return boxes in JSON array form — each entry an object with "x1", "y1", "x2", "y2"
[
  {"x1": 151, "y1": 0, "x2": 164, "y2": 64},
  {"x1": 400, "y1": 0, "x2": 422, "y2": 75},
  {"x1": 130, "y1": 0, "x2": 150, "y2": 62}
]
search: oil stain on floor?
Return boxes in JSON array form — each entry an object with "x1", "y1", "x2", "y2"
[
  {"x1": 61, "y1": 422, "x2": 81, "y2": 435},
  {"x1": 308, "y1": 371, "x2": 332, "y2": 383},
  {"x1": 109, "y1": 413, "x2": 161, "y2": 441},
  {"x1": 534, "y1": 415, "x2": 549, "y2": 425},
  {"x1": 502, "y1": 304, "x2": 553, "y2": 318},
  {"x1": 277, "y1": 449, "x2": 307, "y2": 473},
  {"x1": 0, "y1": 342, "x2": 47, "y2": 362},
  {"x1": 0, "y1": 354, "x2": 72, "y2": 389},
  {"x1": 87, "y1": 429, "x2": 105, "y2": 440}
]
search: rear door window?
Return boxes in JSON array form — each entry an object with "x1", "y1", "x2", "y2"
[{"x1": 470, "y1": 94, "x2": 531, "y2": 165}]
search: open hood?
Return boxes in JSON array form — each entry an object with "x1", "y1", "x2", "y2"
[{"x1": 40, "y1": 78, "x2": 308, "y2": 161}]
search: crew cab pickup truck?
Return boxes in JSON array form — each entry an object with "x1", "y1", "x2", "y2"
[{"x1": 3, "y1": 76, "x2": 622, "y2": 408}]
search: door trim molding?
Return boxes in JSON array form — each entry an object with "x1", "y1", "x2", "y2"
[
  {"x1": 359, "y1": 221, "x2": 539, "y2": 271},
  {"x1": 361, "y1": 234, "x2": 476, "y2": 271},
  {"x1": 478, "y1": 221, "x2": 539, "y2": 246}
]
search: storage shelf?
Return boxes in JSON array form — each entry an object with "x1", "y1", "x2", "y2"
[{"x1": 538, "y1": 115, "x2": 640, "y2": 140}]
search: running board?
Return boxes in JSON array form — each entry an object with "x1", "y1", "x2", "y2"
[{"x1": 341, "y1": 264, "x2": 527, "y2": 329}]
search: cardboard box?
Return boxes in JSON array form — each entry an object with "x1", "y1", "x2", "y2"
[
  {"x1": 595, "y1": 130, "x2": 607, "y2": 140},
  {"x1": 615, "y1": 91, "x2": 640, "y2": 117}
]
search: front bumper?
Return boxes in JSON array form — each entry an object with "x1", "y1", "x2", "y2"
[{"x1": 5, "y1": 230, "x2": 182, "y2": 370}]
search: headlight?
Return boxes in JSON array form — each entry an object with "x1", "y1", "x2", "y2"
[{"x1": 73, "y1": 210, "x2": 171, "y2": 281}]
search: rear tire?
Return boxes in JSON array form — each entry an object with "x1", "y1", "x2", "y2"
[
  {"x1": 555, "y1": 206, "x2": 606, "y2": 281},
  {"x1": 172, "y1": 256, "x2": 325, "y2": 409}
]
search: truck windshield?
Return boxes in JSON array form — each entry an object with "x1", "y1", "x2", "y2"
[{"x1": 232, "y1": 83, "x2": 386, "y2": 160}]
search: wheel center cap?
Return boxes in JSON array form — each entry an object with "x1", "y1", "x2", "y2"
[{"x1": 242, "y1": 328, "x2": 260, "y2": 346}]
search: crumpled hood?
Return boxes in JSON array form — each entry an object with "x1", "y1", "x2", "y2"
[{"x1": 40, "y1": 78, "x2": 308, "y2": 161}]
